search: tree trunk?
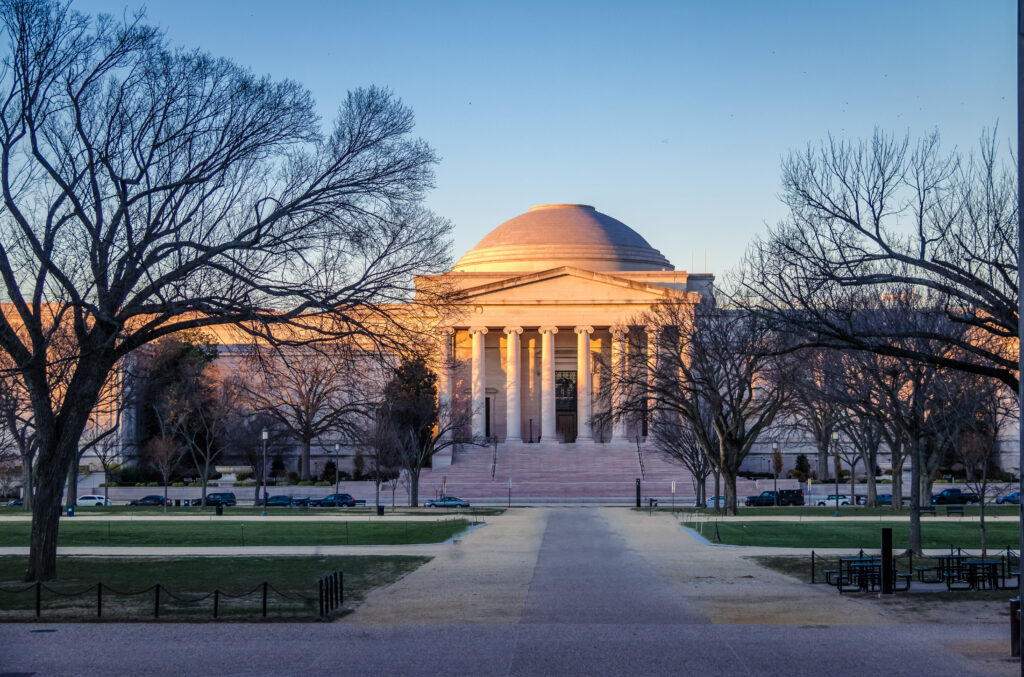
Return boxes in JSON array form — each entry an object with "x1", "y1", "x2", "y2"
[
  {"x1": 713, "y1": 469, "x2": 721, "y2": 514},
  {"x1": 816, "y1": 439, "x2": 829, "y2": 481},
  {"x1": 408, "y1": 467, "x2": 420, "y2": 507},
  {"x1": 891, "y1": 456, "x2": 905, "y2": 512},
  {"x1": 20, "y1": 461, "x2": 33, "y2": 512},
  {"x1": 66, "y1": 456, "x2": 79, "y2": 507},
  {"x1": 26, "y1": 434, "x2": 83, "y2": 581},
  {"x1": 908, "y1": 439, "x2": 922, "y2": 555},
  {"x1": 163, "y1": 482, "x2": 169, "y2": 513},
  {"x1": 300, "y1": 439, "x2": 312, "y2": 481}
]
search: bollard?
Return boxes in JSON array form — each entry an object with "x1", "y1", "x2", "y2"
[
  {"x1": 811, "y1": 551, "x2": 815, "y2": 584},
  {"x1": 262, "y1": 581, "x2": 268, "y2": 618},
  {"x1": 35, "y1": 581, "x2": 41, "y2": 618},
  {"x1": 213, "y1": 589, "x2": 219, "y2": 619},
  {"x1": 97, "y1": 582, "x2": 102, "y2": 618},
  {"x1": 339, "y1": 571, "x2": 344, "y2": 606},
  {"x1": 318, "y1": 578, "x2": 324, "y2": 617},
  {"x1": 635, "y1": 479, "x2": 641, "y2": 508},
  {"x1": 881, "y1": 528, "x2": 893, "y2": 594},
  {"x1": 1011, "y1": 597, "x2": 1020, "y2": 657},
  {"x1": 154, "y1": 583, "x2": 160, "y2": 619},
  {"x1": 215, "y1": 504, "x2": 223, "y2": 517}
]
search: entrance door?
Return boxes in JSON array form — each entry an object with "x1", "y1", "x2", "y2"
[
  {"x1": 555, "y1": 370, "x2": 577, "y2": 442},
  {"x1": 557, "y1": 413, "x2": 577, "y2": 443}
]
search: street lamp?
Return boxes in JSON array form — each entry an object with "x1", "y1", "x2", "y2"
[
  {"x1": 334, "y1": 442, "x2": 340, "y2": 494},
  {"x1": 832, "y1": 431, "x2": 841, "y2": 517},
  {"x1": 772, "y1": 441, "x2": 779, "y2": 506},
  {"x1": 261, "y1": 427, "x2": 269, "y2": 516}
]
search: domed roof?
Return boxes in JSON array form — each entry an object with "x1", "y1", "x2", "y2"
[{"x1": 452, "y1": 204, "x2": 673, "y2": 273}]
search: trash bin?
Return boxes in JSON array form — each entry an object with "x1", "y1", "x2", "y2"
[
  {"x1": 215, "y1": 504, "x2": 223, "y2": 516},
  {"x1": 174, "y1": 499, "x2": 180, "y2": 507},
  {"x1": 65, "y1": 506, "x2": 74, "y2": 517},
  {"x1": 376, "y1": 504, "x2": 385, "y2": 516}
]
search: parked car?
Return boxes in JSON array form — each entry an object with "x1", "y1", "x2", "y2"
[
  {"x1": 317, "y1": 493, "x2": 361, "y2": 507},
  {"x1": 76, "y1": 495, "x2": 112, "y2": 506},
  {"x1": 6, "y1": 498, "x2": 23, "y2": 507},
  {"x1": 777, "y1": 489, "x2": 804, "y2": 506},
  {"x1": 931, "y1": 488, "x2": 979, "y2": 505},
  {"x1": 817, "y1": 494, "x2": 850, "y2": 506},
  {"x1": 258, "y1": 495, "x2": 293, "y2": 507},
  {"x1": 701, "y1": 495, "x2": 726, "y2": 508},
  {"x1": 425, "y1": 496, "x2": 470, "y2": 508},
  {"x1": 857, "y1": 494, "x2": 893, "y2": 506},
  {"x1": 191, "y1": 492, "x2": 236, "y2": 507},
  {"x1": 128, "y1": 495, "x2": 171, "y2": 506},
  {"x1": 291, "y1": 497, "x2": 314, "y2": 507},
  {"x1": 996, "y1": 491, "x2": 1021, "y2": 505},
  {"x1": 745, "y1": 491, "x2": 778, "y2": 507}
]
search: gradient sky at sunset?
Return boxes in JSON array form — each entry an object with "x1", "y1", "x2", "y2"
[{"x1": 76, "y1": 0, "x2": 1016, "y2": 275}]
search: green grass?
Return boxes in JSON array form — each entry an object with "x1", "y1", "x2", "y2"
[
  {"x1": 672, "y1": 504, "x2": 1020, "y2": 518},
  {"x1": 0, "y1": 505, "x2": 503, "y2": 517},
  {"x1": 0, "y1": 519, "x2": 471, "y2": 547},
  {"x1": 0, "y1": 555, "x2": 429, "y2": 620},
  {"x1": 684, "y1": 520, "x2": 1020, "y2": 549}
]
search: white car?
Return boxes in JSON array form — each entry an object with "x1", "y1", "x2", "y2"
[{"x1": 76, "y1": 495, "x2": 112, "y2": 506}]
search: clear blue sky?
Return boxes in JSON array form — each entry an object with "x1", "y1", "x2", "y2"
[{"x1": 77, "y1": 0, "x2": 1016, "y2": 275}]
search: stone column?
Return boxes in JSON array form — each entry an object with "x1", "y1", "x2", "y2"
[
  {"x1": 437, "y1": 327, "x2": 454, "y2": 441},
  {"x1": 645, "y1": 325, "x2": 659, "y2": 439},
  {"x1": 610, "y1": 326, "x2": 627, "y2": 441},
  {"x1": 539, "y1": 326, "x2": 558, "y2": 442},
  {"x1": 575, "y1": 326, "x2": 594, "y2": 442},
  {"x1": 470, "y1": 327, "x2": 488, "y2": 439},
  {"x1": 503, "y1": 326, "x2": 523, "y2": 443}
]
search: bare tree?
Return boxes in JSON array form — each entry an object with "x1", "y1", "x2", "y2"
[
  {"x1": 237, "y1": 344, "x2": 377, "y2": 481},
  {"x1": 611, "y1": 298, "x2": 793, "y2": 516},
  {"x1": 740, "y1": 128, "x2": 1017, "y2": 390},
  {"x1": 649, "y1": 415, "x2": 714, "y2": 508},
  {"x1": 784, "y1": 349, "x2": 841, "y2": 481},
  {"x1": 144, "y1": 435, "x2": 182, "y2": 512},
  {"x1": 0, "y1": 1, "x2": 451, "y2": 580}
]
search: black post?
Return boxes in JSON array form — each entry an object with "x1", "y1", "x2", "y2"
[
  {"x1": 154, "y1": 583, "x2": 160, "y2": 619},
  {"x1": 635, "y1": 478, "x2": 641, "y2": 508},
  {"x1": 881, "y1": 527, "x2": 894, "y2": 594},
  {"x1": 318, "y1": 578, "x2": 324, "y2": 616},
  {"x1": 35, "y1": 581, "x2": 40, "y2": 617},
  {"x1": 262, "y1": 581, "x2": 268, "y2": 618},
  {"x1": 811, "y1": 550, "x2": 815, "y2": 584},
  {"x1": 97, "y1": 582, "x2": 102, "y2": 618},
  {"x1": 1012, "y1": 597, "x2": 1021, "y2": 657},
  {"x1": 340, "y1": 571, "x2": 344, "y2": 606},
  {"x1": 213, "y1": 589, "x2": 219, "y2": 619}
]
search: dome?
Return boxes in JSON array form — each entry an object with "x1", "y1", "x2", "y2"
[{"x1": 452, "y1": 204, "x2": 673, "y2": 273}]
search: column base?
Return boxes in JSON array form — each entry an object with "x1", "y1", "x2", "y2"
[{"x1": 505, "y1": 436, "x2": 523, "y2": 444}]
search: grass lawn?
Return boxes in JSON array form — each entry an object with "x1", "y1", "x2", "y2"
[
  {"x1": 671, "y1": 504, "x2": 1019, "y2": 518},
  {"x1": 684, "y1": 520, "x2": 1020, "y2": 549},
  {"x1": 0, "y1": 555, "x2": 428, "y2": 620},
  {"x1": 0, "y1": 519, "x2": 471, "y2": 547},
  {"x1": 0, "y1": 505, "x2": 503, "y2": 518}
]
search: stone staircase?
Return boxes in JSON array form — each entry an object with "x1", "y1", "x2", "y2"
[{"x1": 417, "y1": 441, "x2": 784, "y2": 501}]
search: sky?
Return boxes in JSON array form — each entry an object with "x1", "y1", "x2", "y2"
[{"x1": 76, "y1": 0, "x2": 1017, "y2": 276}]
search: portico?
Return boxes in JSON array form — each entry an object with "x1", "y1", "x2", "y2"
[{"x1": 419, "y1": 203, "x2": 713, "y2": 447}]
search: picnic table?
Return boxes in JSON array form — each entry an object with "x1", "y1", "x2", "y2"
[
  {"x1": 933, "y1": 554, "x2": 970, "y2": 583},
  {"x1": 961, "y1": 560, "x2": 1001, "y2": 591}
]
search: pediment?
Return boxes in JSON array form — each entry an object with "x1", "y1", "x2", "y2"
[{"x1": 455, "y1": 266, "x2": 685, "y2": 304}]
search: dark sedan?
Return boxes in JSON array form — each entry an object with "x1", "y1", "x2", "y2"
[
  {"x1": 259, "y1": 495, "x2": 293, "y2": 507},
  {"x1": 128, "y1": 495, "x2": 170, "y2": 507}
]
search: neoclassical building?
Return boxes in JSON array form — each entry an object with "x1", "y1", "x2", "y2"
[{"x1": 419, "y1": 203, "x2": 713, "y2": 463}]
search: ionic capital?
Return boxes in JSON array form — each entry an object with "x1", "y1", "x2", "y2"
[
  {"x1": 502, "y1": 326, "x2": 523, "y2": 335},
  {"x1": 468, "y1": 326, "x2": 489, "y2": 335},
  {"x1": 574, "y1": 325, "x2": 594, "y2": 335},
  {"x1": 538, "y1": 326, "x2": 559, "y2": 335}
]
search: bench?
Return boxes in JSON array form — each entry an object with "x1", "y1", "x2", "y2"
[
  {"x1": 945, "y1": 505, "x2": 965, "y2": 517},
  {"x1": 895, "y1": 572, "x2": 913, "y2": 591},
  {"x1": 914, "y1": 565, "x2": 940, "y2": 583},
  {"x1": 823, "y1": 569, "x2": 838, "y2": 585},
  {"x1": 919, "y1": 506, "x2": 936, "y2": 516}
]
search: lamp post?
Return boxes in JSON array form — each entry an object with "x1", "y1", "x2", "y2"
[
  {"x1": 261, "y1": 427, "x2": 269, "y2": 516},
  {"x1": 334, "y1": 442, "x2": 340, "y2": 494},
  {"x1": 772, "y1": 442, "x2": 779, "y2": 506},
  {"x1": 832, "y1": 431, "x2": 841, "y2": 517}
]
